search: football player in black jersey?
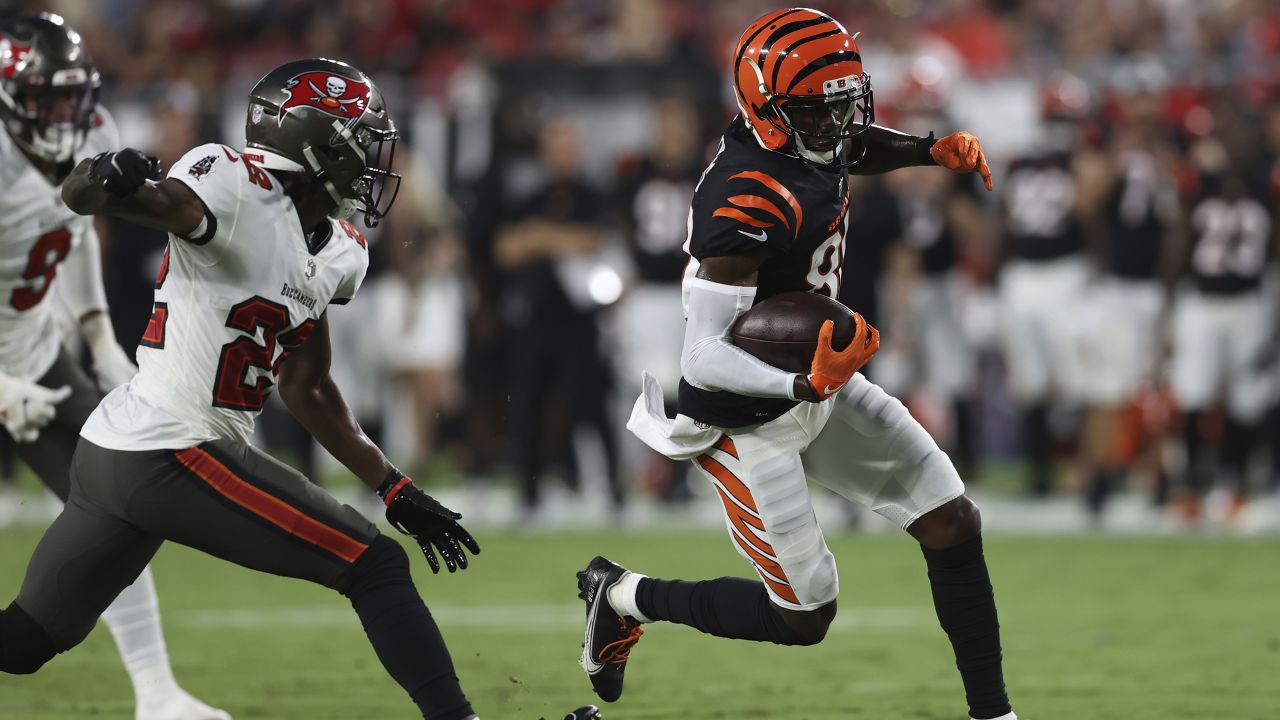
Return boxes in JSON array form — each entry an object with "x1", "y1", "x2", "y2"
[
  {"x1": 997, "y1": 73, "x2": 1110, "y2": 497},
  {"x1": 576, "y1": 9, "x2": 1014, "y2": 720},
  {"x1": 1075, "y1": 81, "x2": 1183, "y2": 520},
  {"x1": 1170, "y1": 137, "x2": 1278, "y2": 523}
]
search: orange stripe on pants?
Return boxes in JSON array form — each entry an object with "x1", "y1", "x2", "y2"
[{"x1": 174, "y1": 448, "x2": 368, "y2": 563}]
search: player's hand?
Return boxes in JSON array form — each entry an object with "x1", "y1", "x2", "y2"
[
  {"x1": 803, "y1": 314, "x2": 879, "y2": 401},
  {"x1": 378, "y1": 475, "x2": 480, "y2": 573},
  {"x1": 91, "y1": 343, "x2": 138, "y2": 392},
  {"x1": 88, "y1": 148, "x2": 162, "y2": 197},
  {"x1": 931, "y1": 131, "x2": 993, "y2": 191},
  {"x1": 0, "y1": 375, "x2": 72, "y2": 443}
]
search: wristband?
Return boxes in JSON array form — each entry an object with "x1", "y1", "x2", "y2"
[
  {"x1": 916, "y1": 131, "x2": 938, "y2": 166},
  {"x1": 376, "y1": 470, "x2": 411, "y2": 506}
]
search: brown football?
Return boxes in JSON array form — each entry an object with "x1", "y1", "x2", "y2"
[{"x1": 730, "y1": 291, "x2": 857, "y2": 373}]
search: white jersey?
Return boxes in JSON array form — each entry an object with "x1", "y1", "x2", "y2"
[
  {"x1": 0, "y1": 107, "x2": 117, "y2": 379},
  {"x1": 81, "y1": 143, "x2": 369, "y2": 450}
]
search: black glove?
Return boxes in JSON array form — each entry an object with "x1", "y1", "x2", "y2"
[
  {"x1": 88, "y1": 148, "x2": 162, "y2": 197},
  {"x1": 377, "y1": 472, "x2": 480, "y2": 574}
]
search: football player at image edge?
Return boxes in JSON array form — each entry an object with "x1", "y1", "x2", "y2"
[{"x1": 0, "y1": 14, "x2": 229, "y2": 720}]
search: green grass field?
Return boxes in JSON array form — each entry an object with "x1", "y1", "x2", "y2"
[{"x1": 2, "y1": 526, "x2": 1278, "y2": 719}]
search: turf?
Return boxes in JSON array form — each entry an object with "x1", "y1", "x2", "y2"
[{"x1": 1, "y1": 526, "x2": 1278, "y2": 719}]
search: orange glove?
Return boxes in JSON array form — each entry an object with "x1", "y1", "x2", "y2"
[
  {"x1": 806, "y1": 313, "x2": 880, "y2": 401},
  {"x1": 930, "y1": 131, "x2": 994, "y2": 191}
]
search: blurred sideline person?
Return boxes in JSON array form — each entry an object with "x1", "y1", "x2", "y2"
[
  {"x1": 371, "y1": 161, "x2": 467, "y2": 471},
  {"x1": 496, "y1": 116, "x2": 624, "y2": 517},
  {"x1": 0, "y1": 14, "x2": 229, "y2": 719},
  {"x1": 997, "y1": 74, "x2": 1109, "y2": 496},
  {"x1": 614, "y1": 91, "x2": 707, "y2": 502},
  {"x1": 1074, "y1": 82, "x2": 1182, "y2": 520},
  {"x1": 0, "y1": 58, "x2": 486, "y2": 720},
  {"x1": 877, "y1": 78, "x2": 987, "y2": 479},
  {"x1": 1171, "y1": 136, "x2": 1277, "y2": 523},
  {"x1": 579, "y1": 11, "x2": 1017, "y2": 720}
]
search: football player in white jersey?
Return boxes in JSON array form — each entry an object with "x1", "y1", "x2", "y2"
[
  {"x1": 0, "y1": 14, "x2": 229, "y2": 720},
  {"x1": 0, "y1": 57, "x2": 499, "y2": 720}
]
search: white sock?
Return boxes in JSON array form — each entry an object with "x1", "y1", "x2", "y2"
[
  {"x1": 100, "y1": 566, "x2": 178, "y2": 701},
  {"x1": 606, "y1": 570, "x2": 652, "y2": 623}
]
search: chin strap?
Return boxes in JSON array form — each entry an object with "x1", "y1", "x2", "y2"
[{"x1": 300, "y1": 145, "x2": 357, "y2": 220}]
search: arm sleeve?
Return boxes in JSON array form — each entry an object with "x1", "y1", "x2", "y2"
[
  {"x1": 56, "y1": 221, "x2": 108, "y2": 321},
  {"x1": 848, "y1": 125, "x2": 937, "y2": 176},
  {"x1": 165, "y1": 144, "x2": 245, "y2": 259},
  {"x1": 680, "y1": 277, "x2": 798, "y2": 400}
]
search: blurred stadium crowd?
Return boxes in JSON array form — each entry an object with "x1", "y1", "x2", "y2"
[{"x1": 2, "y1": 0, "x2": 1279, "y2": 530}]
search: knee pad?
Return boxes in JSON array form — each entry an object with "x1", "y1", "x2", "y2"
[
  {"x1": 341, "y1": 535, "x2": 412, "y2": 600},
  {"x1": 0, "y1": 603, "x2": 59, "y2": 675}
]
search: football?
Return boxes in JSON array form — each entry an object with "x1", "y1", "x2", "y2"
[{"x1": 730, "y1": 291, "x2": 858, "y2": 373}]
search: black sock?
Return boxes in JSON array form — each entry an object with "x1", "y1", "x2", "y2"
[
  {"x1": 1222, "y1": 417, "x2": 1257, "y2": 495},
  {"x1": 635, "y1": 576, "x2": 811, "y2": 645},
  {"x1": 921, "y1": 536, "x2": 1011, "y2": 720},
  {"x1": 343, "y1": 536, "x2": 473, "y2": 720},
  {"x1": 1183, "y1": 411, "x2": 1208, "y2": 494},
  {"x1": 1024, "y1": 404, "x2": 1052, "y2": 496},
  {"x1": 0, "y1": 602, "x2": 60, "y2": 675}
]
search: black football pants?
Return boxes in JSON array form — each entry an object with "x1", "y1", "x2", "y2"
[{"x1": 14, "y1": 436, "x2": 378, "y2": 649}]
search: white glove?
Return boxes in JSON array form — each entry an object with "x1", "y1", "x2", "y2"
[
  {"x1": 0, "y1": 373, "x2": 72, "y2": 442},
  {"x1": 82, "y1": 312, "x2": 137, "y2": 391}
]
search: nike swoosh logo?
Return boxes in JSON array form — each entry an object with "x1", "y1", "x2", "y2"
[
  {"x1": 737, "y1": 228, "x2": 768, "y2": 242},
  {"x1": 823, "y1": 383, "x2": 844, "y2": 396},
  {"x1": 581, "y1": 590, "x2": 604, "y2": 673}
]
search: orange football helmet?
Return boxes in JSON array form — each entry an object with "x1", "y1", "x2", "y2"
[{"x1": 732, "y1": 8, "x2": 874, "y2": 168}]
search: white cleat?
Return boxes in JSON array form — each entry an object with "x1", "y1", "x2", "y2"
[
  {"x1": 135, "y1": 688, "x2": 232, "y2": 720},
  {"x1": 972, "y1": 713, "x2": 1017, "y2": 720}
]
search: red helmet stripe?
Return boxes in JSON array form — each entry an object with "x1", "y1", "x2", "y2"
[
  {"x1": 730, "y1": 170, "x2": 803, "y2": 239},
  {"x1": 712, "y1": 206, "x2": 774, "y2": 229},
  {"x1": 727, "y1": 194, "x2": 790, "y2": 230}
]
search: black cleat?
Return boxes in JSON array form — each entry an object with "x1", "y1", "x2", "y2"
[
  {"x1": 562, "y1": 706, "x2": 602, "y2": 720},
  {"x1": 577, "y1": 556, "x2": 644, "y2": 703}
]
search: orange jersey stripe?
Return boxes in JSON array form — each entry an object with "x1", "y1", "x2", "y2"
[
  {"x1": 727, "y1": 194, "x2": 790, "y2": 229},
  {"x1": 714, "y1": 435, "x2": 739, "y2": 459},
  {"x1": 174, "y1": 448, "x2": 368, "y2": 563},
  {"x1": 712, "y1": 206, "x2": 773, "y2": 228},
  {"x1": 697, "y1": 454, "x2": 759, "y2": 514},
  {"x1": 729, "y1": 171, "x2": 803, "y2": 239}
]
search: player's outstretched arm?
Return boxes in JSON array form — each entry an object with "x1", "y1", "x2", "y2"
[
  {"x1": 61, "y1": 149, "x2": 206, "y2": 237},
  {"x1": 852, "y1": 125, "x2": 994, "y2": 191},
  {"x1": 277, "y1": 314, "x2": 479, "y2": 573}
]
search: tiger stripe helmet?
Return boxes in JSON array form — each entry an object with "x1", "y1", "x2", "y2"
[{"x1": 732, "y1": 8, "x2": 874, "y2": 167}]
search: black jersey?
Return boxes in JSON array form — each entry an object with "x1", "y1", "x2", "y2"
[
  {"x1": 1002, "y1": 152, "x2": 1084, "y2": 261},
  {"x1": 616, "y1": 155, "x2": 701, "y2": 284},
  {"x1": 1104, "y1": 150, "x2": 1175, "y2": 279},
  {"x1": 677, "y1": 118, "x2": 852, "y2": 428},
  {"x1": 1187, "y1": 174, "x2": 1272, "y2": 295}
]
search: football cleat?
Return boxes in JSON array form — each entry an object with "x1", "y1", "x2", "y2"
[
  {"x1": 562, "y1": 705, "x2": 602, "y2": 720},
  {"x1": 577, "y1": 556, "x2": 644, "y2": 703}
]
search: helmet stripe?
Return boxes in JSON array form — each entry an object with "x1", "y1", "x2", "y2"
[
  {"x1": 759, "y1": 17, "x2": 831, "y2": 68},
  {"x1": 769, "y1": 28, "x2": 843, "y2": 92},
  {"x1": 785, "y1": 50, "x2": 862, "y2": 93},
  {"x1": 733, "y1": 7, "x2": 804, "y2": 75}
]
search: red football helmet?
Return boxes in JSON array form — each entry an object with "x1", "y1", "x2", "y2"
[{"x1": 732, "y1": 8, "x2": 874, "y2": 168}]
